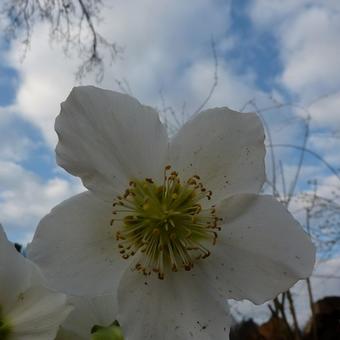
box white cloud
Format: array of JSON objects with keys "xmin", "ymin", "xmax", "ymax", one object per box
[
  {"xmin": 6, "ymin": 27, "xmax": 77, "ymax": 146},
  {"xmin": 279, "ymin": 6, "xmax": 340, "ymax": 99},
  {"xmin": 250, "ymin": 1, "xmax": 340, "ymax": 129},
  {"xmin": 5, "ymin": 0, "xmax": 268, "ymax": 147},
  {"xmin": 154, "ymin": 58, "xmax": 267, "ymax": 121},
  {"xmin": 314, "ymin": 174, "xmax": 340, "ymax": 199},
  {"xmin": 308, "ymin": 132, "xmax": 340, "ymax": 166},
  {"xmin": 0, "ymin": 106, "xmax": 36, "ymax": 162},
  {"xmin": 0, "ymin": 161, "xmax": 83, "ymax": 244},
  {"xmin": 249, "ymin": 0, "xmax": 309, "ymax": 28},
  {"xmin": 308, "ymin": 92, "xmax": 340, "ymax": 129}
]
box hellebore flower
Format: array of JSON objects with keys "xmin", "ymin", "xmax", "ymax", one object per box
[
  {"xmin": 28, "ymin": 86, "xmax": 315, "ymax": 339},
  {"xmin": 0, "ymin": 224, "xmax": 72, "ymax": 340}
]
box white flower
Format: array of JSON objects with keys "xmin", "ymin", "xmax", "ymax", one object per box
[
  {"xmin": 55, "ymin": 295, "xmax": 121, "ymax": 340},
  {"xmin": 28, "ymin": 86, "xmax": 315, "ymax": 340},
  {"xmin": 0, "ymin": 224, "xmax": 72, "ymax": 340}
]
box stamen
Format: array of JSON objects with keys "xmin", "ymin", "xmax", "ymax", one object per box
[{"xmin": 111, "ymin": 166, "xmax": 221, "ymax": 279}]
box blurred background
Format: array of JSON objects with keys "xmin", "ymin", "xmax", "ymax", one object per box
[{"xmin": 0, "ymin": 0, "xmax": 340, "ymax": 338}]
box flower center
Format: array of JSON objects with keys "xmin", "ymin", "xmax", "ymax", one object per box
[
  {"xmin": 111, "ymin": 165, "xmax": 221, "ymax": 279},
  {"xmin": 0, "ymin": 307, "xmax": 11, "ymax": 340}
]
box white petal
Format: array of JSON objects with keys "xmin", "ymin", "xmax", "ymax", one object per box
[
  {"xmin": 169, "ymin": 108, "xmax": 265, "ymax": 203},
  {"xmin": 8, "ymin": 286, "xmax": 72, "ymax": 340},
  {"xmin": 55, "ymin": 86, "xmax": 168, "ymax": 200},
  {"xmin": 61, "ymin": 295, "xmax": 117, "ymax": 339},
  {"xmin": 28, "ymin": 191, "xmax": 127, "ymax": 296},
  {"xmin": 0, "ymin": 225, "xmax": 71, "ymax": 339},
  {"xmin": 0, "ymin": 225, "xmax": 44, "ymax": 312},
  {"xmin": 118, "ymin": 269, "xmax": 231, "ymax": 340},
  {"xmin": 200, "ymin": 194, "xmax": 315, "ymax": 304}
]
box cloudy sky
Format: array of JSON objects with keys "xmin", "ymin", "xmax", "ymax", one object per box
[{"xmin": 1, "ymin": 0, "xmax": 340, "ymax": 245}]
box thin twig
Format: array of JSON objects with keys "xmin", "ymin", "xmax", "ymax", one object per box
[
  {"xmin": 286, "ymin": 290, "xmax": 302, "ymax": 340},
  {"xmin": 192, "ymin": 37, "xmax": 218, "ymax": 116},
  {"xmin": 286, "ymin": 117, "xmax": 310, "ymax": 206},
  {"xmin": 269, "ymin": 144, "xmax": 340, "ymax": 183}
]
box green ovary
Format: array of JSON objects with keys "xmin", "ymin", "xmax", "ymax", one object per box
[
  {"xmin": 112, "ymin": 166, "xmax": 221, "ymax": 279},
  {"xmin": 0, "ymin": 307, "xmax": 12, "ymax": 340},
  {"xmin": 91, "ymin": 321, "xmax": 124, "ymax": 340}
]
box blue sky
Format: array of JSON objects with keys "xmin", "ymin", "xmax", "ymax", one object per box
[{"xmin": 1, "ymin": 0, "xmax": 340, "ymax": 252}]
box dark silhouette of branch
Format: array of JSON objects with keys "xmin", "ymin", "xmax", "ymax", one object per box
[{"xmin": 0, "ymin": 0, "xmax": 122, "ymax": 81}]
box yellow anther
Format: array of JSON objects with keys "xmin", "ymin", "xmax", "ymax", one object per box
[
  {"xmin": 153, "ymin": 228, "xmax": 160, "ymax": 236},
  {"xmin": 187, "ymin": 178, "xmax": 197, "ymax": 185},
  {"xmin": 184, "ymin": 264, "xmax": 192, "ymax": 271}
]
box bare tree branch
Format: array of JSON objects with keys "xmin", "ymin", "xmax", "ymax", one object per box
[{"xmin": 0, "ymin": 0, "xmax": 122, "ymax": 81}]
